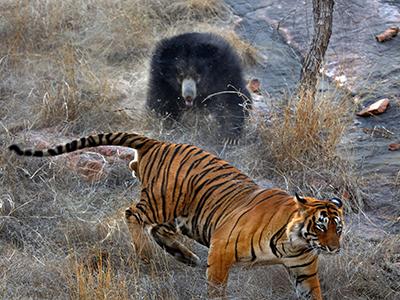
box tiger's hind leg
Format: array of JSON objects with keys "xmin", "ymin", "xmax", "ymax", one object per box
[
  {"xmin": 150, "ymin": 224, "xmax": 200, "ymax": 267},
  {"xmin": 125, "ymin": 201, "xmax": 199, "ymax": 266},
  {"xmin": 125, "ymin": 204, "xmax": 154, "ymax": 263}
]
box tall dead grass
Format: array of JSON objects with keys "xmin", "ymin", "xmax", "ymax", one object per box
[
  {"xmin": 256, "ymin": 88, "xmax": 364, "ymax": 209},
  {"xmin": 221, "ymin": 30, "xmax": 262, "ymax": 67},
  {"xmin": 1, "ymin": 0, "xmax": 398, "ymax": 299},
  {"xmin": 168, "ymin": 0, "xmax": 230, "ymax": 22},
  {"xmin": 260, "ymin": 89, "xmax": 349, "ymax": 170},
  {"xmin": 73, "ymin": 251, "xmax": 129, "ymax": 300},
  {"xmin": 0, "ymin": 0, "xmax": 234, "ymax": 134}
]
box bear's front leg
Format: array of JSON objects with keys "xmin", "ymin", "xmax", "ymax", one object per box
[{"xmin": 213, "ymin": 96, "xmax": 247, "ymax": 145}]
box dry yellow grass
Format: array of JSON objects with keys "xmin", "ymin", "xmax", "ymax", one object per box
[
  {"xmin": 260, "ymin": 90, "xmax": 349, "ymax": 171},
  {"xmin": 73, "ymin": 251, "xmax": 129, "ymax": 300},
  {"xmin": 221, "ymin": 30, "xmax": 262, "ymax": 67},
  {"xmin": 167, "ymin": 0, "xmax": 230, "ymax": 22},
  {"xmin": 255, "ymin": 88, "xmax": 365, "ymax": 210},
  {"xmin": 1, "ymin": 0, "xmax": 398, "ymax": 299}
]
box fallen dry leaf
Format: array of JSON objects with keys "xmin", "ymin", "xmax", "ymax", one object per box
[
  {"xmin": 356, "ymin": 98, "xmax": 390, "ymax": 117},
  {"xmin": 388, "ymin": 143, "xmax": 400, "ymax": 151},
  {"xmin": 376, "ymin": 26, "xmax": 399, "ymax": 42},
  {"xmin": 247, "ymin": 78, "xmax": 262, "ymax": 95}
]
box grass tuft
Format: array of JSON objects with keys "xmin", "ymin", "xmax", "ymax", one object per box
[
  {"xmin": 72, "ymin": 250, "xmax": 129, "ymax": 300},
  {"xmin": 257, "ymin": 88, "xmax": 364, "ymax": 210},
  {"xmin": 221, "ymin": 30, "xmax": 262, "ymax": 67}
]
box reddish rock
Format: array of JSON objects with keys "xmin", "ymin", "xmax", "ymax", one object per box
[
  {"xmin": 97, "ymin": 147, "xmax": 116, "ymax": 156},
  {"xmin": 91, "ymin": 146, "xmax": 135, "ymax": 161},
  {"xmin": 388, "ymin": 143, "xmax": 400, "ymax": 151},
  {"xmin": 375, "ymin": 26, "xmax": 399, "ymax": 42},
  {"xmin": 34, "ymin": 140, "xmax": 52, "ymax": 149},
  {"xmin": 77, "ymin": 159, "xmax": 106, "ymax": 183},
  {"xmin": 247, "ymin": 78, "xmax": 262, "ymax": 95},
  {"xmin": 119, "ymin": 153, "xmax": 134, "ymax": 161},
  {"xmin": 356, "ymin": 98, "xmax": 390, "ymax": 117},
  {"xmin": 64, "ymin": 153, "xmax": 107, "ymax": 183}
]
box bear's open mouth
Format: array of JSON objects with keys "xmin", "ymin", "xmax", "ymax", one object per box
[
  {"xmin": 184, "ymin": 96, "xmax": 193, "ymax": 107},
  {"xmin": 182, "ymin": 78, "xmax": 196, "ymax": 108}
]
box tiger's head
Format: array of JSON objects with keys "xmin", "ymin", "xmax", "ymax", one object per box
[{"xmin": 288, "ymin": 193, "xmax": 344, "ymax": 254}]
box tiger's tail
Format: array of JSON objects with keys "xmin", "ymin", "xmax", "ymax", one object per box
[{"xmin": 9, "ymin": 132, "xmax": 159, "ymax": 157}]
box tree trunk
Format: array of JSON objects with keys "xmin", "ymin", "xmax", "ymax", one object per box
[{"xmin": 299, "ymin": 0, "xmax": 335, "ymax": 100}]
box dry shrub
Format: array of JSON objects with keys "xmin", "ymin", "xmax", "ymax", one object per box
[
  {"xmin": 73, "ymin": 251, "xmax": 129, "ymax": 300},
  {"xmin": 221, "ymin": 30, "xmax": 262, "ymax": 67},
  {"xmin": 1, "ymin": 0, "xmax": 155, "ymax": 61},
  {"xmin": 257, "ymin": 89, "xmax": 363, "ymax": 209},
  {"xmin": 167, "ymin": 0, "xmax": 230, "ymax": 21},
  {"xmin": 263, "ymin": 91, "xmax": 347, "ymax": 170},
  {"xmin": 36, "ymin": 45, "xmax": 130, "ymax": 132},
  {"xmin": 80, "ymin": 0, "xmax": 157, "ymax": 64},
  {"xmin": 1, "ymin": 0, "xmax": 153, "ymax": 133},
  {"xmin": 68, "ymin": 242, "xmax": 189, "ymax": 300}
]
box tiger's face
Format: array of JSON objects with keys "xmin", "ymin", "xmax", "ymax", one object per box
[{"xmin": 292, "ymin": 194, "xmax": 344, "ymax": 254}]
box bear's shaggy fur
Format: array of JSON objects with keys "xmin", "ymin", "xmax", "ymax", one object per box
[{"xmin": 146, "ymin": 32, "xmax": 251, "ymax": 142}]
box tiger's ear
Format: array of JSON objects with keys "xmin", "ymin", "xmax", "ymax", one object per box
[
  {"xmin": 330, "ymin": 197, "xmax": 343, "ymax": 209},
  {"xmin": 294, "ymin": 193, "xmax": 308, "ymax": 211}
]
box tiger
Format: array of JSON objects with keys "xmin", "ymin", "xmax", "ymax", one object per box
[{"xmin": 9, "ymin": 132, "xmax": 344, "ymax": 299}]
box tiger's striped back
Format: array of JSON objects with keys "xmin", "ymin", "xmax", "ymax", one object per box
[{"xmin": 132, "ymin": 140, "xmax": 260, "ymax": 246}]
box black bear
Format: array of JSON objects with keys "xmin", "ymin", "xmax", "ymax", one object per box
[{"xmin": 146, "ymin": 32, "xmax": 251, "ymax": 143}]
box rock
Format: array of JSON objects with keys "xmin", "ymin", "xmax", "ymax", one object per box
[
  {"xmin": 96, "ymin": 147, "xmax": 116, "ymax": 156},
  {"xmin": 65, "ymin": 153, "xmax": 107, "ymax": 183},
  {"xmin": 91, "ymin": 146, "xmax": 135, "ymax": 162},
  {"xmin": 77, "ymin": 159, "xmax": 106, "ymax": 183},
  {"xmin": 24, "ymin": 134, "xmax": 52, "ymax": 149},
  {"xmin": 356, "ymin": 98, "xmax": 390, "ymax": 117},
  {"xmin": 388, "ymin": 143, "xmax": 400, "ymax": 151},
  {"xmin": 375, "ymin": 26, "xmax": 399, "ymax": 42}
]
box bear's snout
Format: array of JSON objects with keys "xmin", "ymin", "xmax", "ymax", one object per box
[{"xmin": 182, "ymin": 78, "xmax": 197, "ymax": 107}]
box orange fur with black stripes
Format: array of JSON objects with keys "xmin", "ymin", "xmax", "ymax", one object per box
[{"xmin": 9, "ymin": 132, "xmax": 344, "ymax": 299}]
